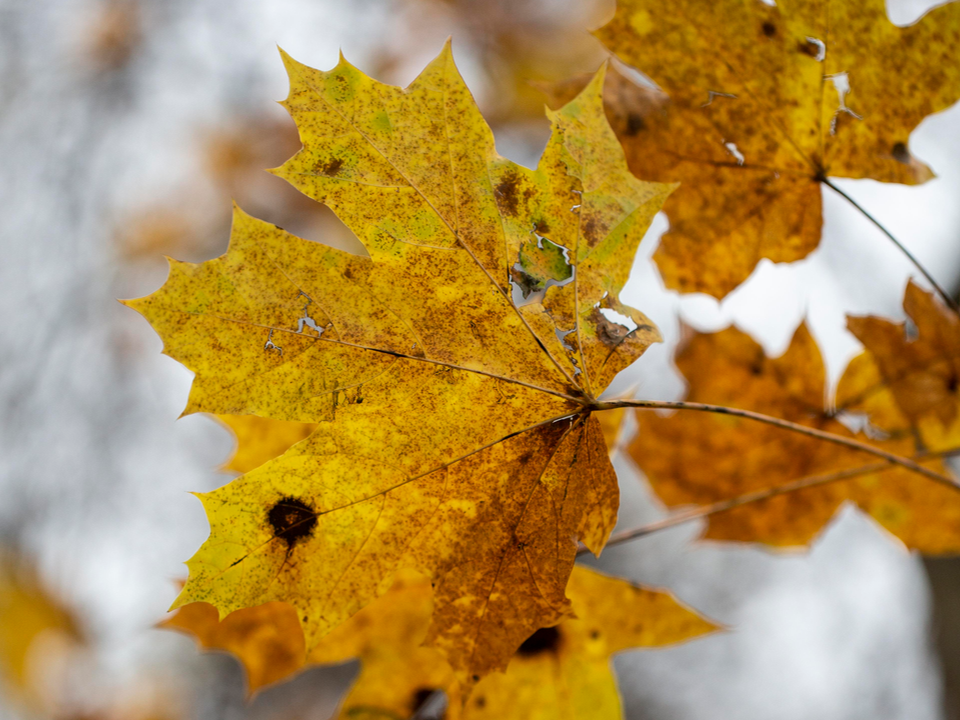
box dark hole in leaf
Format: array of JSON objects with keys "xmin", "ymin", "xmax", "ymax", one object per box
[
  {"xmin": 268, "ymin": 497, "xmax": 317, "ymax": 546},
  {"xmin": 517, "ymin": 625, "xmax": 561, "ymax": 656},
  {"xmin": 762, "ymin": 21, "xmax": 776, "ymax": 37}
]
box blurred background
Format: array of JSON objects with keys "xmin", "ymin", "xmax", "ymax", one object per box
[{"xmin": 0, "ymin": 0, "xmax": 958, "ymax": 717}]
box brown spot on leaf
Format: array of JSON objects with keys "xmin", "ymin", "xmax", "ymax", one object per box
[
  {"xmin": 268, "ymin": 497, "xmax": 317, "ymax": 547},
  {"xmin": 891, "ymin": 142, "xmax": 911, "ymax": 164},
  {"xmin": 517, "ymin": 626, "xmax": 561, "ymax": 656},
  {"xmin": 589, "ymin": 308, "xmax": 629, "ymax": 348},
  {"xmin": 494, "ymin": 172, "xmax": 521, "ymax": 216},
  {"xmin": 319, "ymin": 157, "xmax": 344, "ymax": 177},
  {"xmin": 625, "ymin": 112, "xmax": 646, "ymax": 136},
  {"xmin": 799, "ymin": 39, "xmax": 820, "ymax": 57},
  {"xmin": 582, "ymin": 216, "xmax": 601, "ymax": 246},
  {"xmin": 762, "ymin": 21, "xmax": 777, "ymax": 37}
]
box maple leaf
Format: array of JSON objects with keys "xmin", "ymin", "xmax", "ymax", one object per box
[
  {"xmin": 163, "ymin": 565, "xmax": 716, "ymax": 717},
  {"xmin": 161, "ymin": 598, "xmax": 304, "ymax": 695},
  {"xmin": 124, "ymin": 44, "xmax": 674, "ymax": 679},
  {"xmin": 584, "ymin": 0, "xmax": 960, "ymax": 298},
  {"xmin": 629, "ymin": 322, "xmax": 960, "ymax": 550},
  {"xmin": 215, "ymin": 414, "xmax": 317, "ymax": 474},
  {"xmin": 838, "ymin": 281, "xmax": 960, "ymax": 452}
]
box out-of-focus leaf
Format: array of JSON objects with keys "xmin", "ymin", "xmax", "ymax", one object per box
[
  {"xmin": 164, "ymin": 565, "xmax": 716, "ymax": 717},
  {"xmin": 839, "ymin": 281, "xmax": 960, "ymax": 451},
  {"xmin": 630, "ymin": 323, "xmax": 960, "ymax": 550},
  {"xmin": 579, "ymin": 0, "xmax": 960, "ymax": 298}
]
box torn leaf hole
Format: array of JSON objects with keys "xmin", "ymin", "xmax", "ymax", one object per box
[
  {"xmin": 723, "ymin": 141, "xmax": 745, "ymax": 165},
  {"xmin": 268, "ymin": 497, "xmax": 317, "ymax": 547},
  {"xmin": 509, "ymin": 232, "xmax": 575, "ymax": 306},
  {"xmin": 826, "ymin": 72, "xmax": 862, "ymax": 135},
  {"xmin": 263, "ymin": 329, "xmax": 283, "ymax": 356},
  {"xmin": 800, "ymin": 37, "xmax": 825, "ymax": 61},
  {"xmin": 555, "ymin": 327, "xmax": 576, "ymax": 352},
  {"xmin": 517, "ymin": 626, "xmax": 561, "ymax": 656}
]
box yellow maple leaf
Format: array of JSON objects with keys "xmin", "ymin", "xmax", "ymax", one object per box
[
  {"xmin": 629, "ymin": 323, "xmax": 960, "ymax": 550},
  {"xmin": 163, "ymin": 565, "xmax": 716, "ymax": 716},
  {"xmin": 589, "ymin": 0, "xmax": 960, "ymax": 298},
  {"xmin": 839, "ymin": 281, "xmax": 960, "ymax": 452},
  {"xmin": 215, "ymin": 414, "xmax": 317, "ymax": 474},
  {"xmin": 124, "ymin": 44, "xmax": 674, "ymax": 679}
]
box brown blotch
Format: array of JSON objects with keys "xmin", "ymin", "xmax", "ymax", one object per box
[
  {"xmin": 517, "ymin": 626, "xmax": 561, "ymax": 656},
  {"xmin": 582, "ymin": 216, "xmax": 601, "ymax": 246},
  {"xmin": 891, "ymin": 142, "xmax": 911, "ymax": 164},
  {"xmin": 947, "ymin": 373, "xmax": 958, "ymax": 393},
  {"xmin": 762, "ymin": 21, "xmax": 777, "ymax": 37},
  {"xmin": 319, "ymin": 157, "xmax": 344, "ymax": 177},
  {"xmin": 625, "ymin": 112, "xmax": 646, "ymax": 136},
  {"xmin": 494, "ymin": 172, "xmax": 521, "ymax": 216},
  {"xmin": 590, "ymin": 308, "xmax": 629, "ymax": 348},
  {"xmin": 268, "ymin": 497, "xmax": 317, "ymax": 547},
  {"xmin": 474, "ymin": 696, "xmax": 487, "ymax": 709}
]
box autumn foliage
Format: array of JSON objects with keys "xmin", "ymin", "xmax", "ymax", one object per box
[{"xmin": 108, "ymin": 0, "xmax": 960, "ymax": 715}]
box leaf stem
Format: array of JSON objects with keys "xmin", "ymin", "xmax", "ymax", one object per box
[
  {"xmin": 594, "ymin": 399, "xmax": 959, "ymax": 489},
  {"xmin": 581, "ymin": 446, "xmax": 960, "ymax": 554},
  {"xmin": 821, "ymin": 178, "xmax": 960, "ymax": 314}
]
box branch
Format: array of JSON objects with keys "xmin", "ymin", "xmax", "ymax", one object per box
[
  {"xmin": 821, "ymin": 178, "xmax": 960, "ymax": 314},
  {"xmin": 594, "ymin": 399, "xmax": 959, "ymax": 489},
  {"xmin": 581, "ymin": 446, "xmax": 960, "ymax": 554}
]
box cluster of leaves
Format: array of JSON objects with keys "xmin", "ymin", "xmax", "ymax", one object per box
[{"xmin": 126, "ymin": 0, "xmax": 960, "ymax": 715}]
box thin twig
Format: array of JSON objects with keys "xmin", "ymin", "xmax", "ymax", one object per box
[
  {"xmin": 582, "ymin": 446, "xmax": 960, "ymax": 554},
  {"xmin": 594, "ymin": 399, "xmax": 959, "ymax": 489},
  {"xmin": 821, "ymin": 178, "xmax": 960, "ymax": 313}
]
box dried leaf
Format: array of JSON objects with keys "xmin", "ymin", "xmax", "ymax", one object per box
[
  {"xmin": 125, "ymin": 45, "xmax": 673, "ymax": 679},
  {"xmin": 161, "ymin": 601, "xmax": 304, "ymax": 695},
  {"xmin": 163, "ymin": 566, "xmax": 716, "ymax": 717},
  {"xmin": 587, "ymin": 0, "xmax": 960, "ymax": 298},
  {"xmin": 839, "ymin": 281, "xmax": 960, "ymax": 452},
  {"xmin": 630, "ymin": 323, "xmax": 960, "ymax": 550}
]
